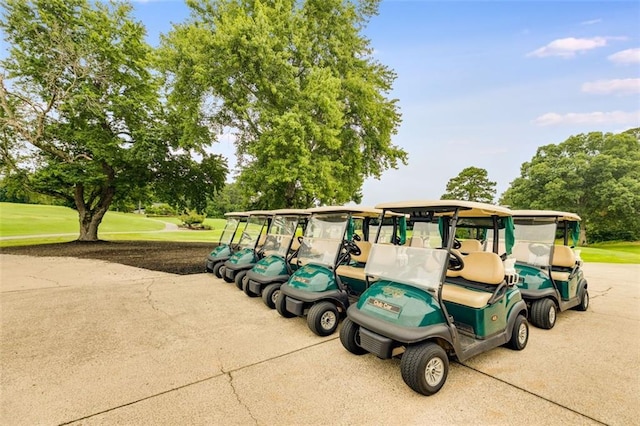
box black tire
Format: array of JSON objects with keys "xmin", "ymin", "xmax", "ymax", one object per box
[
  {"xmin": 530, "ymin": 298, "xmax": 556, "ymax": 329},
  {"xmin": 213, "ymin": 262, "xmax": 223, "ymax": 278},
  {"xmin": 262, "ymin": 283, "xmax": 282, "ymax": 309},
  {"xmin": 307, "ymin": 301, "xmax": 339, "ymax": 336},
  {"xmin": 339, "ymin": 318, "xmax": 367, "ymax": 355},
  {"xmin": 400, "ymin": 342, "xmax": 449, "ymax": 396},
  {"xmin": 275, "ymin": 292, "xmax": 295, "ymax": 318},
  {"xmin": 235, "ymin": 270, "xmax": 247, "ymax": 290},
  {"xmin": 243, "ymin": 278, "xmax": 259, "ymax": 297},
  {"xmin": 576, "ymin": 288, "xmax": 589, "ymax": 311},
  {"xmin": 507, "ymin": 314, "xmax": 529, "ymax": 350},
  {"xmin": 221, "ymin": 266, "xmax": 233, "ymax": 283}
]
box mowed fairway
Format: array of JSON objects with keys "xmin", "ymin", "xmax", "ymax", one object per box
[{"xmin": 0, "ymin": 202, "xmax": 228, "ymax": 245}]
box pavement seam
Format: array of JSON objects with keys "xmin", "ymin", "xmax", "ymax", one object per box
[
  {"xmin": 459, "ymin": 362, "xmax": 608, "ymax": 425},
  {"xmin": 57, "ymin": 337, "xmax": 338, "ymax": 425}
]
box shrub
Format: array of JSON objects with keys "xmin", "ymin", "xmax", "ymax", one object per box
[
  {"xmin": 146, "ymin": 203, "xmax": 176, "ymax": 216},
  {"xmin": 180, "ymin": 210, "xmax": 207, "ymax": 229}
]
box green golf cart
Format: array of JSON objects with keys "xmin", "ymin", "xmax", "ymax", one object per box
[
  {"xmin": 220, "ymin": 210, "xmax": 273, "ymax": 288},
  {"xmin": 276, "ymin": 206, "xmax": 406, "ymax": 337},
  {"xmin": 511, "ymin": 210, "xmax": 588, "ymax": 329},
  {"xmin": 205, "ymin": 211, "xmax": 249, "ymax": 277},
  {"xmin": 242, "ymin": 209, "xmax": 310, "ymax": 305},
  {"xmin": 340, "ymin": 200, "xmax": 529, "ymax": 396}
]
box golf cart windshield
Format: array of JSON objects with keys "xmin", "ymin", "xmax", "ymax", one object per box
[
  {"xmin": 511, "ymin": 220, "xmax": 556, "ymax": 267},
  {"xmin": 261, "ymin": 215, "xmax": 299, "ymax": 257},
  {"xmin": 409, "ymin": 222, "xmax": 442, "ymax": 248},
  {"xmin": 365, "ymin": 244, "xmax": 448, "ymax": 292},
  {"xmin": 239, "ymin": 216, "xmax": 267, "ymax": 249},
  {"xmin": 220, "ymin": 217, "xmax": 241, "ymax": 244},
  {"xmin": 298, "ymin": 214, "xmax": 349, "ymax": 267}
]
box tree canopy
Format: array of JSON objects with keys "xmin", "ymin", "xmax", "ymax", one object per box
[
  {"xmin": 161, "ymin": 0, "xmax": 407, "ymax": 209},
  {"xmin": 500, "ymin": 129, "xmax": 640, "ymax": 243},
  {"xmin": 441, "ymin": 166, "xmax": 496, "ymax": 203},
  {"xmin": 0, "ymin": 0, "xmax": 227, "ymax": 240}
]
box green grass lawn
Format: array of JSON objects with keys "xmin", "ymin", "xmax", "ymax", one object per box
[{"xmin": 578, "ymin": 242, "xmax": 640, "ymax": 264}]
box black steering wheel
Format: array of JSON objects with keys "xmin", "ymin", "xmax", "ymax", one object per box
[
  {"xmin": 297, "ymin": 235, "xmax": 304, "ymax": 244},
  {"xmin": 353, "ymin": 233, "xmax": 362, "ymax": 241},
  {"xmin": 453, "ymin": 238, "xmax": 462, "ymax": 249},
  {"xmin": 344, "ymin": 240, "xmax": 361, "ymax": 256},
  {"xmin": 448, "ymin": 251, "xmax": 464, "ymax": 271}
]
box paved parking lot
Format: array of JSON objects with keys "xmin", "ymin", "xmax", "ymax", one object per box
[{"xmin": 1, "ymin": 254, "xmax": 639, "ymax": 425}]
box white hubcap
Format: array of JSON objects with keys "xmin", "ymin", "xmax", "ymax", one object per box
[
  {"xmin": 518, "ymin": 323, "xmax": 527, "ymax": 345},
  {"xmin": 320, "ymin": 311, "xmax": 337, "ymax": 330},
  {"xmin": 424, "ymin": 357, "xmax": 445, "ymax": 386},
  {"xmin": 548, "ymin": 305, "xmax": 556, "ymax": 325}
]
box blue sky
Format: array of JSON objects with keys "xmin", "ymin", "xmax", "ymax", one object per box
[{"xmin": 12, "ymin": 0, "xmax": 640, "ymax": 205}]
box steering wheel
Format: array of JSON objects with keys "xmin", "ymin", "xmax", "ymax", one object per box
[
  {"xmin": 448, "ymin": 250, "xmax": 464, "ymax": 271},
  {"xmin": 453, "ymin": 238, "xmax": 462, "ymax": 249},
  {"xmin": 529, "ymin": 243, "xmax": 548, "ymax": 257},
  {"xmin": 344, "ymin": 240, "xmax": 361, "ymax": 256},
  {"xmin": 297, "ymin": 235, "xmax": 304, "ymax": 244},
  {"xmin": 353, "ymin": 233, "xmax": 362, "ymax": 242}
]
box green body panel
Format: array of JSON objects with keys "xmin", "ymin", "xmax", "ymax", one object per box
[
  {"xmin": 444, "ymin": 287, "xmax": 522, "ymax": 337},
  {"xmin": 356, "ymin": 281, "xmax": 446, "ymax": 327},
  {"xmin": 252, "ymin": 255, "xmax": 287, "ymax": 277},
  {"xmin": 227, "ymin": 248, "xmax": 257, "ymax": 265},
  {"xmin": 209, "ymin": 244, "xmax": 231, "ymax": 259},
  {"xmin": 339, "ymin": 275, "xmax": 368, "ymax": 295},
  {"xmin": 515, "ymin": 263, "xmax": 583, "ymax": 301},
  {"xmin": 288, "ymin": 264, "xmax": 337, "ymax": 293}
]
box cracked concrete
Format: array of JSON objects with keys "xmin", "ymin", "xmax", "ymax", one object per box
[{"xmin": 1, "ymin": 256, "xmax": 638, "ymax": 425}]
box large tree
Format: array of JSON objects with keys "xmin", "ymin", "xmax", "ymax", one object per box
[
  {"xmin": 441, "ymin": 166, "xmax": 496, "ymax": 203},
  {"xmin": 500, "ymin": 129, "xmax": 640, "ymax": 243},
  {"xmin": 0, "ymin": 0, "xmax": 227, "ymax": 241},
  {"xmin": 161, "ymin": 0, "xmax": 407, "ymax": 208}
]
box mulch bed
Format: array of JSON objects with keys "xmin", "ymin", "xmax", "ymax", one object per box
[{"xmin": 0, "ymin": 240, "xmax": 217, "ymax": 275}]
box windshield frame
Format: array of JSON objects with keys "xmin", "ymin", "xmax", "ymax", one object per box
[
  {"xmin": 238, "ymin": 215, "xmax": 269, "ymax": 249},
  {"xmin": 219, "ymin": 217, "xmax": 242, "ymax": 244},
  {"xmin": 261, "ymin": 214, "xmax": 302, "ymax": 258},
  {"xmin": 297, "ymin": 213, "xmax": 349, "ymax": 268}
]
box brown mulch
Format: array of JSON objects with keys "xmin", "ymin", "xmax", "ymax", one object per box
[{"xmin": 0, "ymin": 240, "xmax": 217, "ymax": 275}]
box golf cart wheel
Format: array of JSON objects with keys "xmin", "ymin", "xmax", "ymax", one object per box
[
  {"xmin": 221, "ymin": 267, "xmax": 233, "ymax": 283},
  {"xmin": 213, "ymin": 263, "xmax": 223, "ymax": 278},
  {"xmin": 307, "ymin": 301, "xmax": 339, "ymax": 336},
  {"xmin": 339, "ymin": 318, "xmax": 367, "ymax": 355},
  {"xmin": 235, "ymin": 271, "xmax": 247, "ymax": 290},
  {"xmin": 400, "ymin": 342, "xmax": 449, "ymax": 396},
  {"xmin": 576, "ymin": 289, "xmax": 589, "ymax": 311},
  {"xmin": 275, "ymin": 292, "xmax": 295, "ymax": 318},
  {"xmin": 507, "ymin": 314, "xmax": 529, "ymax": 350},
  {"xmin": 262, "ymin": 283, "xmax": 281, "ymax": 309},
  {"xmin": 242, "ymin": 279, "xmax": 259, "ymax": 297},
  {"xmin": 531, "ymin": 298, "xmax": 556, "ymax": 329}
]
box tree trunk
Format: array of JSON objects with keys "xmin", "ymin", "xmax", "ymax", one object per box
[
  {"xmin": 74, "ymin": 180, "xmax": 115, "ymax": 242},
  {"xmin": 579, "ymin": 227, "xmax": 588, "ymax": 246}
]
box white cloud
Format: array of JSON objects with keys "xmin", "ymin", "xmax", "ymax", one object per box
[
  {"xmin": 527, "ymin": 36, "xmax": 624, "ymax": 58},
  {"xmin": 533, "ymin": 110, "xmax": 640, "ymax": 126},
  {"xmin": 608, "ymin": 48, "xmax": 640, "ymax": 64},
  {"xmin": 580, "ymin": 19, "xmax": 602, "ymax": 25},
  {"xmin": 581, "ymin": 78, "xmax": 640, "ymax": 95}
]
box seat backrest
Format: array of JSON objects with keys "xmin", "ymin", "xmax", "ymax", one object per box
[
  {"xmin": 459, "ymin": 239, "xmax": 483, "ymax": 253},
  {"xmin": 351, "ymin": 241, "xmax": 372, "ymax": 264},
  {"xmin": 290, "ymin": 237, "xmax": 301, "ymax": 251},
  {"xmin": 551, "ymin": 245, "xmax": 576, "ymax": 268},
  {"xmin": 459, "ymin": 252, "xmax": 505, "ymax": 285},
  {"xmin": 257, "ymin": 233, "xmax": 267, "ymax": 248}
]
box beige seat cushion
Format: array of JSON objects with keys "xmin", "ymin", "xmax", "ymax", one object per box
[
  {"xmin": 459, "ymin": 252, "xmax": 505, "ymax": 285},
  {"xmin": 442, "ymin": 284, "xmax": 492, "ymax": 309},
  {"xmin": 337, "ymin": 265, "xmax": 367, "ymax": 281},
  {"xmin": 550, "ymin": 271, "xmax": 571, "ymax": 281},
  {"xmin": 290, "ymin": 237, "xmax": 301, "ymax": 251},
  {"xmin": 552, "ymin": 245, "xmax": 576, "ymax": 268},
  {"xmin": 459, "ymin": 239, "xmax": 483, "ymax": 253}
]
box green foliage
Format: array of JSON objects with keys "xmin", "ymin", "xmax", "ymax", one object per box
[
  {"xmin": 179, "ymin": 209, "xmax": 207, "ymax": 229},
  {"xmin": 161, "ymin": 0, "xmax": 406, "ymax": 208},
  {"xmin": 500, "ymin": 129, "xmax": 640, "ymax": 243},
  {"xmin": 441, "ymin": 166, "xmax": 496, "ymax": 203},
  {"xmin": 145, "ymin": 203, "xmax": 177, "ymax": 216},
  {"xmin": 0, "ymin": 0, "xmax": 226, "ymax": 240},
  {"xmin": 205, "ymin": 182, "xmax": 248, "ymax": 218}
]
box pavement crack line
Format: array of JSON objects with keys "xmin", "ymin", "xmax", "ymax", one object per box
[
  {"xmin": 226, "ymin": 371, "xmax": 258, "ymax": 425},
  {"xmin": 459, "ymin": 362, "xmax": 608, "ymax": 425},
  {"xmin": 58, "ymin": 336, "xmax": 337, "ymax": 425},
  {"xmin": 590, "ymin": 286, "xmax": 613, "ymax": 299}
]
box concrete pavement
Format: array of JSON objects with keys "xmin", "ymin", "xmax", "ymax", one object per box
[{"xmin": 1, "ymin": 255, "xmax": 638, "ymax": 425}]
